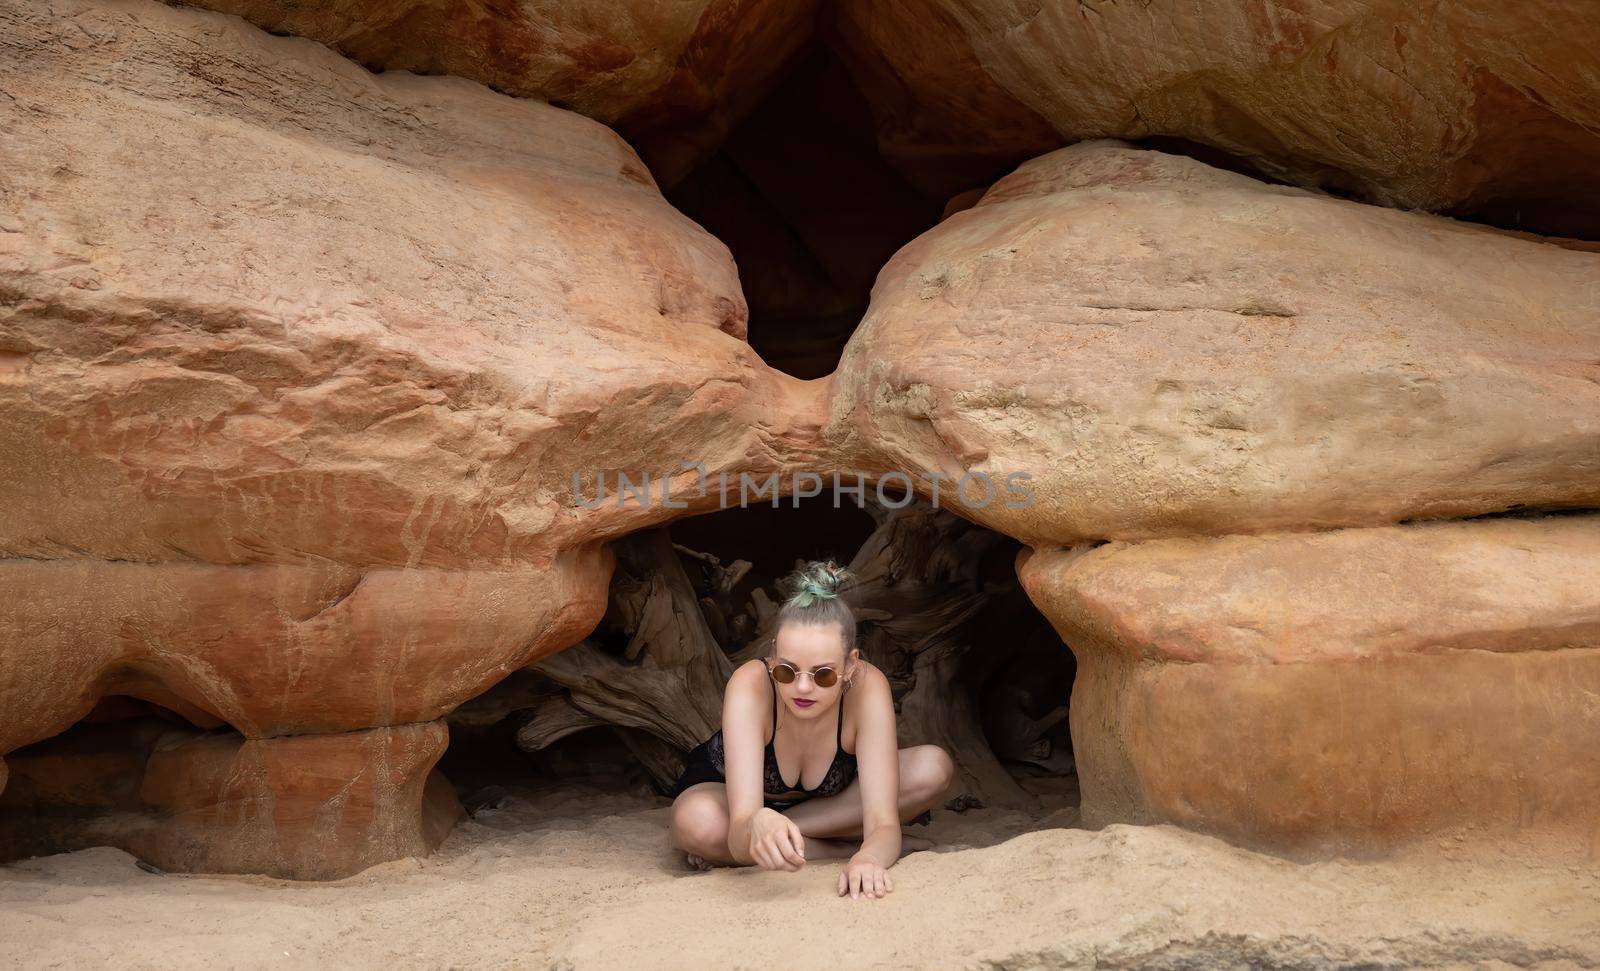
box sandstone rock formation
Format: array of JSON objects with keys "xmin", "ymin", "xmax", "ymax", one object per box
[
  {"xmin": 830, "ymin": 0, "xmax": 1600, "ymax": 236},
  {"xmin": 5, "ymin": 0, "xmax": 1599, "ymax": 880},
  {"xmin": 164, "ymin": 0, "xmax": 821, "ymax": 185},
  {"xmin": 1018, "ymin": 514, "xmax": 1600, "ymax": 854},
  {"xmin": 0, "ymin": 0, "xmax": 824, "ymax": 877},
  {"xmin": 827, "ymin": 139, "xmax": 1600, "ymax": 857},
  {"xmin": 1, "ymin": 717, "xmax": 459, "ymax": 879},
  {"xmin": 826, "ymin": 141, "xmax": 1600, "ymax": 549}
]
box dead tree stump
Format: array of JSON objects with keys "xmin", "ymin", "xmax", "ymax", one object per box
[
  {"xmin": 516, "ymin": 528, "xmax": 730, "ymax": 789},
  {"xmin": 499, "ymin": 500, "xmax": 1067, "ymax": 808}
]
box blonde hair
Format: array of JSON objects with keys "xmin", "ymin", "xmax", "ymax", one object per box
[{"xmin": 774, "ymin": 559, "xmax": 856, "ymax": 656}]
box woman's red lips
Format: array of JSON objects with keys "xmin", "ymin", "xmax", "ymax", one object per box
[{"xmin": 793, "ymin": 698, "xmax": 816, "ymax": 708}]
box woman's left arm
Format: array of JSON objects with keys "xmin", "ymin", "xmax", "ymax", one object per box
[{"xmin": 840, "ymin": 670, "xmax": 900, "ymax": 899}]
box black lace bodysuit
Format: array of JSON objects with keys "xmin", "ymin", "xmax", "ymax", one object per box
[{"xmin": 671, "ymin": 668, "xmax": 857, "ymax": 809}]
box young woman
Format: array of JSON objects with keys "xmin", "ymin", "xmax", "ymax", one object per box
[{"xmin": 668, "ymin": 561, "xmax": 956, "ymax": 899}]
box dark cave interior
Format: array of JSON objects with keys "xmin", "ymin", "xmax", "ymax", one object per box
[
  {"xmin": 664, "ymin": 38, "xmax": 1598, "ymax": 383},
  {"xmin": 439, "ymin": 495, "xmax": 1078, "ymax": 821}
]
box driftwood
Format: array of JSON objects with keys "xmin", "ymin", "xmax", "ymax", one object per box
[
  {"xmin": 516, "ymin": 528, "xmax": 730, "ymax": 789},
  {"xmin": 837, "ymin": 501, "xmax": 1038, "ymax": 807},
  {"xmin": 493, "ymin": 498, "xmax": 1070, "ymax": 807},
  {"xmin": 513, "ymin": 694, "xmax": 608, "ymax": 751}
]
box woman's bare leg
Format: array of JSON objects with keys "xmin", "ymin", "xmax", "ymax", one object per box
[
  {"xmin": 668, "ymin": 746, "xmax": 956, "ymax": 867},
  {"xmin": 669, "ymin": 782, "xmax": 741, "ymax": 869},
  {"xmin": 781, "ymin": 744, "xmax": 956, "ymax": 840},
  {"xmin": 668, "ymin": 783, "xmax": 867, "ymax": 869}
]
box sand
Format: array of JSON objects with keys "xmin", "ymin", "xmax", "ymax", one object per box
[{"xmin": 2, "ymin": 783, "xmax": 1598, "ymax": 970}]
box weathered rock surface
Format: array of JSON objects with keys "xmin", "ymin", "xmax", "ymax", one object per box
[
  {"xmin": 0, "ymin": 555, "xmax": 612, "ymax": 751},
  {"xmin": 165, "ymin": 0, "xmax": 821, "ymax": 185},
  {"xmin": 831, "ymin": 0, "xmax": 1600, "ymax": 236},
  {"xmin": 1, "ymin": 718, "xmax": 459, "ymax": 880},
  {"xmin": 1, "ymin": 0, "xmax": 828, "ymax": 569},
  {"xmin": 0, "ymin": 0, "xmax": 827, "ymax": 875},
  {"xmin": 827, "ymin": 142, "xmax": 1600, "ymax": 547},
  {"xmin": 6, "ymin": 0, "xmax": 1598, "ymax": 882},
  {"xmin": 827, "ymin": 0, "xmax": 1064, "ymax": 199},
  {"xmin": 1018, "ymin": 514, "xmax": 1600, "ymax": 853}
]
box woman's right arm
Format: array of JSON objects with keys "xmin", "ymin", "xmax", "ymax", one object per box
[{"xmin": 722, "ymin": 660, "xmax": 805, "ymax": 870}]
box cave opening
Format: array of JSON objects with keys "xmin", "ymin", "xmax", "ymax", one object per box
[
  {"xmin": 442, "ymin": 493, "xmax": 1080, "ymax": 842},
  {"xmin": 664, "ymin": 44, "xmax": 944, "ymax": 379},
  {"xmin": 659, "ymin": 38, "xmax": 1600, "ymax": 388},
  {"xmin": 0, "ymin": 696, "xmax": 216, "ymax": 865}
]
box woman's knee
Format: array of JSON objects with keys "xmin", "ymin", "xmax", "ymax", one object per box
[
  {"xmin": 907, "ymin": 745, "xmax": 956, "ymax": 798},
  {"xmin": 669, "ymin": 793, "xmax": 728, "ymax": 852}
]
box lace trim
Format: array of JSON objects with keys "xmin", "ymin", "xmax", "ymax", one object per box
[{"xmin": 707, "ymin": 729, "xmax": 857, "ymax": 799}]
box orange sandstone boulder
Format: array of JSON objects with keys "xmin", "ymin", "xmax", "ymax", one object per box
[
  {"xmin": 831, "ymin": 0, "xmax": 1600, "ymax": 235},
  {"xmin": 826, "ymin": 142, "xmax": 1600, "ymax": 547},
  {"xmin": 0, "ymin": 0, "xmax": 827, "ymax": 572},
  {"xmin": 1, "ymin": 719, "xmax": 459, "ymax": 880},
  {"xmin": 164, "ymin": 0, "xmax": 821, "ymax": 185},
  {"xmin": 0, "ymin": 556, "xmax": 612, "ymax": 751},
  {"xmin": 1018, "ymin": 514, "xmax": 1600, "ymax": 854},
  {"xmin": 0, "ymin": 0, "xmax": 827, "ymax": 874}
]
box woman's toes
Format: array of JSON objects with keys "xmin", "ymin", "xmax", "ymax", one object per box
[{"xmin": 684, "ymin": 852, "xmax": 712, "ymax": 871}]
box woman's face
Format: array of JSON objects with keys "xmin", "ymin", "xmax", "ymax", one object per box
[{"xmin": 771, "ymin": 622, "xmax": 855, "ymax": 720}]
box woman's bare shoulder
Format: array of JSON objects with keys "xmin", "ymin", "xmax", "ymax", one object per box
[
  {"xmin": 729, "ymin": 657, "xmax": 768, "ymax": 690},
  {"xmin": 843, "ymin": 660, "xmax": 891, "ymax": 753},
  {"xmin": 724, "ymin": 659, "xmax": 774, "ymax": 744},
  {"xmin": 846, "ymin": 659, "xmax": 893, "ymax": 710},
  {"xmin": 724, "ymin": 658, "xmax": 772, "ymax": 707},
  {"xmin": 852, "ymin": 658, "xmax": 891, "ymax": 690}
]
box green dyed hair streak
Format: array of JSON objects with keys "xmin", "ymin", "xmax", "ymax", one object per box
[{"xmin": 775, "ymin": 559, "xmax": 857, "ymax": 653}]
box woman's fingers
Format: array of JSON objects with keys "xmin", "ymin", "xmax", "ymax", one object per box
[
  {"xmin": 759, "ymin": 838, "xmax": 785, "ymax": 871},
  {"xmin": 828, "ymin": 862, "xmax": 893, "ymax": 899},
  {"xmin": 767, "ymin": 834, "xmax": 800, "ymax": 871},
  {"xmin": 762, "ymin": 838, "xmax": 786, "ymax": 871},
  {"xmin": 778, "ymin": 829, "xmax": 805, "ymax": 868}
]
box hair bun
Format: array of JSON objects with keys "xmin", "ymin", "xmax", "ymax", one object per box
[{"xmin": 785, "ymin": 559, "xmax": 851, "ymax": 608}]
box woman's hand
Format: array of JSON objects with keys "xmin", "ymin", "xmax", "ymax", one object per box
[
  {"xmin": 838, "ymin": 852, "xmax": 892, "ymax": 899},
  {"xmin": 747, "ymin": 807, "xmax": 806, "ymax": 871}
]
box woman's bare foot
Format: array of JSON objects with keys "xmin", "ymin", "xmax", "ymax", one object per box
[
  {"xmin": 684, "ymin": 852, "xmax": 715, "ymax": 871},
  {"xmin": 899, "ymin": 834, "xmax": 933, "ymax": 856}
]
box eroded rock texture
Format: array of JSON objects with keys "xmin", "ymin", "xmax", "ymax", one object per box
[
  {"xmin": 5, "ymin": 0, "xmax": 1598, "ymax": 876},
  {"xmin": 1018, "ymin": 515, "xmax": 1600, "ymax": 854},
  {"xmin": 1, "ymin": 716, "xmax": 460, "ymax": 880},
  {"xmin": 831, "ymin": 0, "xmax": 1600, "ymax": 236},
  {"xmin": 827, "ymin": 142, "xmax": 1600, "ymax": 549},
  {"xmin": 0, "ymin": 0, "xmax": 825, "ymax": 876},
  {"xmin": 164, "ymin": 0, "xmax": 821, "ymax": 185},
  {"xmin": 830, "ymin": 140, "xmax": 1600, "ymax": 856}
]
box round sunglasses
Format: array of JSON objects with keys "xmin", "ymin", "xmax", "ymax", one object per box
[{"xmin": 767, "ymin": 659, "xmax": 843, "ymax": 688}]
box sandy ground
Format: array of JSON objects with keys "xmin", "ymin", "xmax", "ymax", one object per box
[{"xmin": 3, "ymin": 782, "xmax": 1598, "ymax": 970}]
